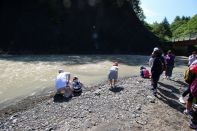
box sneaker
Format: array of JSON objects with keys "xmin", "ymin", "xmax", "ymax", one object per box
[
  {"xmin": 179, "ymin": 97, "xmax": 186, "ymax": 104},
  {"xmin": 179, "ymin": 96, "xmax": 185, "ymax": 104},
  {"xmin": 183, "ymin": 109, "xmax": 192, "ymax": 117},
  {"xmin": 184, "ymin": 109, "xmax": 189, "ymax": 115}
]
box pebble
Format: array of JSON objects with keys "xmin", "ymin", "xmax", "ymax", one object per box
[{"xmin": 0, "ymin": 73, "xmax": 189, "ymax": 131}]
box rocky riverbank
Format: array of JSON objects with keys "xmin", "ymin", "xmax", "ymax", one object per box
[{"xmin": 0, "ymin": 72, "xmax": 193, "ymax": 131}]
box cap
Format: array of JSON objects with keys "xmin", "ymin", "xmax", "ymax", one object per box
[
  {"xmin": 153, "ymin": 47, "xmax": 159, "ymax": 52},
  {"xmin": 58, "ymin": 69, "xmax": 64, "ymax": 73}
]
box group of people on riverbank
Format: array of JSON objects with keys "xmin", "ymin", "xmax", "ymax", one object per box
[
  {"xmin": 54, "ymin": 48, "xmax": 197, "ymax": 129},
  {"xmin": 54, "ymin": 61, "xmax": 119, "ymax": 101},
  {"xmin": 148, "ymin": 47, "xmax": 197, "ymax": 129},
  {"xmin": 145, "ymin": 47, "xmax": 175, "ymax": 96}
]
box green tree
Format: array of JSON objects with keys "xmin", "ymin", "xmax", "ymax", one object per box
[
  {"xmin": 161, "ymin": 17, "xmax": 172, "ymax": 38},
  {"xmin": 144, "ymin": 21, "xmax": 153, "ymax": 31},
  {"xmin": 150, "ymin": 22, "xmax": 164, "ymax": 40},
  {"xmin": 132, "ymin": 0, "xmax": 145, "ymax": 21},
  {"xmin": 170, "ymin": 15, "xmax": 190, "ymax": 38},
  {"xmin": 148, "ymin": 18, "xmax": 172, "ymax": 41},
  {"xmin": 187, "ymin": 14, "xmax": 197, "ymax": 34},
  {"xmin": 174, "ymin": 16, "xmax": 181, "ymax": 22},
  {"xmin": 170, "ymin": 15, "xmax": 195, "ymax": 38}
]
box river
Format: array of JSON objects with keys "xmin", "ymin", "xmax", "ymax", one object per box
[{"xmin": 0, "ymin": 55, "xmax": 187, "ymax": 108}]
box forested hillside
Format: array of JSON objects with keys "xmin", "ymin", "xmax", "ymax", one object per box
[
  {"xmin": 146, "ymin": 15, "xmax": 197, "ymax": 41},
  {"xmin": 0, "ymin": 0, "xmax": 159, "ymax": 54}
]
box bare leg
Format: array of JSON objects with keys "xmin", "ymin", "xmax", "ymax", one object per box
[
  {"xmin": 109, "ymin": 79, "xmax": 113, "ymax": 88},
  {"xmin": 186, "ymin": 101, "xmax": 192, "ymax": 111},
  {"xmin": 113, "ymin": 79, "xmax": 117, "ymax": 87}
]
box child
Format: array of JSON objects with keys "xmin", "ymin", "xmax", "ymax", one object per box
[
  {"xmin": 72, "ymin": 76, "xmax": 82, "ymax": 94},
  {"xmin": 140, "ymin": 66, "xmax": 150, "ymax": 78},
  {"xmin": 108, "ymin": 62, "xmax": 119, "ymax": 88}
]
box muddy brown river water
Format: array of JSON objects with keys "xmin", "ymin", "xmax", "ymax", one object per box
[{"xmin": 0, "ymin": 55, "xmax": 188, "ymax": 108}]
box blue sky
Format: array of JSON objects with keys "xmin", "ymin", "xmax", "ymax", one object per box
[{"xmin": 141, "ymin": 0, "xmax": 197, "ymax": 24}]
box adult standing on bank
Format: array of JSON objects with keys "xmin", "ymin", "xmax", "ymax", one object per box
[
  {"xmin": 188, "ymin": 51, "xmax": 197, "ymax": 66},
  {"xmin": 151, "ymin": 49, "xmax": 166, "ymax": 96},
  {"xmin": 164, "ymin": 50, "xmax": 175, "ymax": 79}
]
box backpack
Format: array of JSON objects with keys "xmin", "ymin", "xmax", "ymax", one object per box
[
  {"xmin": 184, "ymin": 68, "xmax": 195, "ymax": 84},
  {"xmin": 160, "ymin": 57, "xmax": 166, "ymax": 72},
  {"xmin": 154, "ymin": 57, "xmax": 165, "ymax": 74},
  {"xmin": 190, "ymin": 78, "xmax": 197, "ymax": 98}
]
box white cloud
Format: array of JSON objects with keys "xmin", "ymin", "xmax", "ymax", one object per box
[
  {"xmin": 142, "ymin": 6, "xmax": 159, "ymax": 17},
  {"xmin": 141, "ymin": 4, "xmax": 164, "ymax": 23}
]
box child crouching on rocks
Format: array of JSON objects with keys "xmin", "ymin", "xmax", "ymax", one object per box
[
  {"xmin": 72, "ymin": 76, "xmax": 83, "ymax": 96},
  {"xmin": 140, "ymin": 66, "xmax": 150, "ymax": 78},
  {"xmin": 108, "ymin": 62, "xmax": 119, "ymax": 88}
]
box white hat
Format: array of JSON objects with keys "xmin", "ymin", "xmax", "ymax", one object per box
[{"xmin": 153, "ymin": 47, "xmax": 159, "ymax": 52}]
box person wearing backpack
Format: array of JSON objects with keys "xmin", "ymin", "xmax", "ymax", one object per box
[
  {"xmin": 182, "ymin": 64, "xmax": 197, "ymax": 116},
  {"xmin": 182, "ymin": 64, "xmax": 197, "ymax": 129},
  {"xmin": 179, "ymin": 62, "xmax": 197, "ymax": 104},
  {"xmin": 151, "ymin": 49, "xmax": 166, "ymax": 96},
  {"xmin": 188, "ymin": 51, "xmax": 197, "ymax": 66}
]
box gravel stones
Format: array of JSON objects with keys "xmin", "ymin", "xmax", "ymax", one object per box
[{"xmin": 0, "ymin": 73, "xmax": 191, "ymax": 131}]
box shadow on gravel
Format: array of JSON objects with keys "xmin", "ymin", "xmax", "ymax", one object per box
[
  {"xmin": 156, "ymin": 92, "xmax": 185, "ymax": 113},
  {"xmin": 73, "ymin": 92, "xmax": 82, "ymax": 97},
  {"xmin": 157, "ymin": 82, "xmax": 185, "ymax": 113},
  {"xmin": 172, "ymin": 80, "xmax": 188, "ymax": 87},
  {"xmin": 157, "ymin": 87, "xmax": 178, "ymax": 99},
  {"xmin": 53, "ymin": 94, "xmax": 72, "ymax": 103},
  {"xmin": 158, "ymin": 82, "xmax": 180, "ymax": 94},
  {"xmin": 109, "ymin": 86, "xmax": 124, "ymax": 93}
]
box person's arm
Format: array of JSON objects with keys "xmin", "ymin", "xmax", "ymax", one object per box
[
  {"xmin": 151, "ymin": 58, "xmax": 156, "ymax": 72},
  {"xmin": 149, "ymin": 58, "xmax": 152, "ymax": 67},
  {"xmin": 79, "ymin": 82, "xmax": 83, "ymax": 87}
]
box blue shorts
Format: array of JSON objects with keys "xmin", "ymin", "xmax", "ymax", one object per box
[{"xmin": 108, "ymin": 70, "xmax": 118, "ymax": 80}]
